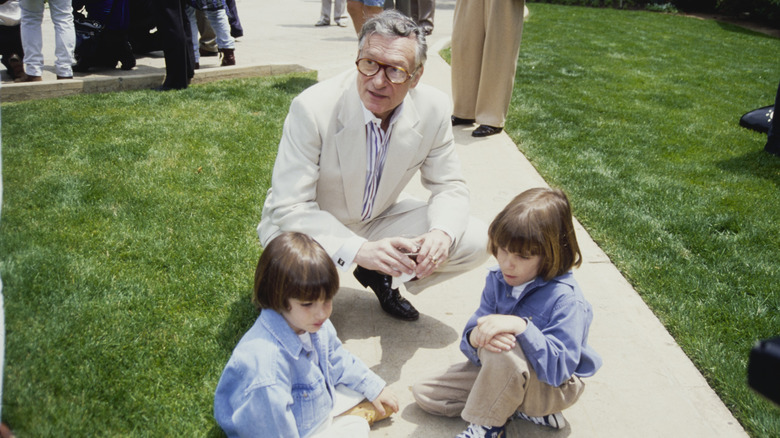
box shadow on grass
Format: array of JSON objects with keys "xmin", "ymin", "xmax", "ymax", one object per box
[
  {"xmin": 217, "ymin": 292, "xmax": 258, "ymax": 354},
  {"xmin": 271, "ymin": 76, "xmax": 318, "ymax": 94},
  {"xmin": 716, "ymin": 148, "xmax": 780, "ymax": 189},
  {"xmin": 715, "ymin": 20, "xmax": 780, "ymax": 40}
]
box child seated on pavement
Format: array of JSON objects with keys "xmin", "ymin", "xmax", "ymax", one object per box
[
  {"xmin": 214, "ymin": 231, "xmax": 398, "ymax": 438},
  {"xmin": 412, "ymin": 187, "xmax": 603, "ymax": 438}
]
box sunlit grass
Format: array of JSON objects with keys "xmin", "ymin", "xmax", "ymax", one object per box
[
  {"xmin": 0, "ymin": 72, "xmax": 317, "ymax": 436},
  {"xmin": 508, "ymin": 4, "xmax": 779, "ymax": 436}
]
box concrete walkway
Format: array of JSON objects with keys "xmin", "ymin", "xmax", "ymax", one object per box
[{"xmin": 1, "ymin": 1, "xmax": 750, "ymax": 436}]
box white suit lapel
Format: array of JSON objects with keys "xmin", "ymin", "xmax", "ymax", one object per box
[
  {"xmin": 373, "ymin": 93, "xmax": 422, "ymax": 208},
  {"xmin": 334, "ymin": 84, "xmax": 368, "ymax": 220}
]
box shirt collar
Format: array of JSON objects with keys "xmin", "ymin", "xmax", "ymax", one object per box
[
  {"xmin": 259, "ymin": 308, "xmax": 305, "ymax": 359},
  {"xmin": 487, "ymin": 265, "xmax": 578, "ymax": 298},
  {"xmin": 360, "ymin": 101, "xmax": 404, "ymax": 131}
]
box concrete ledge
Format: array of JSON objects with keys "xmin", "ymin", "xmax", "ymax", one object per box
[{"xmin": 0, "ymin": 63, "xmax": 312, "ymax": 103}]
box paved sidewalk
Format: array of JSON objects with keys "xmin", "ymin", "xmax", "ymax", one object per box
[{"xmin": 1, "ymin": 1, "xmax": 751, "ymax": 437}]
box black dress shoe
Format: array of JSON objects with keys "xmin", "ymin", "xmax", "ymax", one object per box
[
  {"xmin": 472, "ymin": 124, "xmax": 503, "ymax": 137},
  {"xmin": 354, "ymin": 266, "xmax": 420, "ymax": 321},
  {"xmin": 451, "ymin": 116, "xmax": 476, "ymax": 126}
]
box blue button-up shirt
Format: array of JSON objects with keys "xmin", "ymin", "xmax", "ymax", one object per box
[
  {"xmin": 461, "ymin": 266, "xmax": 603, "ymax": 388},
  {"xmin": 214, "ymin": 309, "xmax": 385, "ymax": 438}
]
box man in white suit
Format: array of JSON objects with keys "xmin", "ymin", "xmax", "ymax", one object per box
[{"xmin": 258, "ymin": 10, "xmax": 487, "ymax": 321}]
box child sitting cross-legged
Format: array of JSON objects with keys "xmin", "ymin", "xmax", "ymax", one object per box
[
  {"xmin": 214, "ymin": 231, "xmax": 399, "ymax": 438},
  {"xmin": 412, "ymin": 187, "xmax": 603, "ymax": 437}
]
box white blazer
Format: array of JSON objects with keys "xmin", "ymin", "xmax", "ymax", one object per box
[{"xmin": 258, "ymin": 70, "xmax": 470, "ymax": 261}]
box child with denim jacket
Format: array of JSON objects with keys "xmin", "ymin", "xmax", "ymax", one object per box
[
  {"xmin": 413, "ymin": 188, "xmax": 602, "ymax": 437},
  {"xmin": 214, "ymin": 232, "xmax": 398, "ymax": 437}
]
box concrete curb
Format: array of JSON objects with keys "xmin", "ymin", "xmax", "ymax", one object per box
[{"xmin": 1, "ymin": 63, "xmax": 311, "ymax": 102}]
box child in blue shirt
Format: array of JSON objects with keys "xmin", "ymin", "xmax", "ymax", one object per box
[
  {"xmin": 214, "ymin": 232, "xmax": 398, "ymax": 438},
  {"xmin": 413, "ymin": 188, "xmax": 602, "ymax": 437}
]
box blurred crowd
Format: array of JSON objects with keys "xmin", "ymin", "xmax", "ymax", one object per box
[{"xmin": 0, "ymin": 0, "xmax": 242, "ymax": 83}]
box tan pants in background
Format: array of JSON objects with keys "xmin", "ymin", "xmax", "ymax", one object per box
[
  {"xmin": 412, "ymin": 345, "xmax": 585, "ymax": 427},
  {"xmin": 451, "ymin": 0, "xmax": 525, "ymax": 128}
]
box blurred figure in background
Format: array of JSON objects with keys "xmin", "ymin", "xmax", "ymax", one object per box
[
  {"xmin": 17, "ymin": 0, "xmax": 75, "ymax": 81},
  {"xmin": 185, "ymin": 0, "xmax": 235, "ymax": 68},
  {"xmin": 153, "ymin": 0, "xmax": 194, "ymax": 90},
  {"xmin": 346, "ymin": 0, "xmax": 382, "ymax": 34},
  {"xmin": 384, "ymin": 0, "xmax": 433, "ymax": 35},
  {"xmin": 72, "ymin": 0, "xmax": 135, "ymax": 72},
  {"xmin": 450, "ymin": 0, "xmax": 527, "ymax": 137},
  {"xmin": 316, "ymin": 0, "xmax": 347, "ymax": 27},
  {"xmin": 0, "ymin": 0, "xmax": 25, "ymax": 81}
]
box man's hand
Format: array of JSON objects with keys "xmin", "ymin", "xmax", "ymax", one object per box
[
  {"xmin": 469, "ymin": 314, "xmax": 528, "ymax": 353},
  {"xmin": 413, "ymin": 229, "xmax": 452, "ymax": 279},
  {"xmin": 354, "ymin": 237, "xmax": 420, "ymax": 277}
]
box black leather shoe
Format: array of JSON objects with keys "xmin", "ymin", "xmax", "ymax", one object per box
[
  {"xmin": 451, "ymin": 116, "xmax": 476, "ymax": 126},
  {"xmin": 354, "ymin": 266, "xmax": 419, "ymax": 321},
  {"xmin": 472, "ymin": 124, "xmax": 503, "ymax": 137}
]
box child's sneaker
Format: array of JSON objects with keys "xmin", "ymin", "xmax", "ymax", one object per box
[
  {"xmin": 455, "ymin": 423, "xmax": 506, "ymax": 438},
  {"xmin": 514, "ymin": 411, "xmax": 566, "ymax": 429}
]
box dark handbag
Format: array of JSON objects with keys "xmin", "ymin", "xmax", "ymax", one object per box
[{"xmin": 73, "ymin": 12, "xmax": 104, "ymax": 61}]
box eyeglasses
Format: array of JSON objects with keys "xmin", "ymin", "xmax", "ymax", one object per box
[{"xmin": 355, "ymin": 58, "xmax": 416, "ymax": 85}]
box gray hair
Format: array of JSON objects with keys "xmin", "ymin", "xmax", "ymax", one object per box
[{"xmin": 358, "ymin": 9, "xmax": 428, "ymax": 70}]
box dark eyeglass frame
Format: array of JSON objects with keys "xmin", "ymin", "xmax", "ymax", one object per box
[{"xmin": 355, "ymin": 57, "xmax": 417, "ymax": 85}]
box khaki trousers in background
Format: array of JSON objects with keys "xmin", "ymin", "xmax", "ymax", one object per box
[
  {"xmin": 451, "ymin": 0, "xmax": 525, "ymax": 128},
  {"xmin": 412, "ymin": 345, "xmax": 584, "ymax": 427}
]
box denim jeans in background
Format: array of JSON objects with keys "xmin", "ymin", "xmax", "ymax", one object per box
[
  {"xmin": 20, "ymin": 0, "xmax": 75, "ymax": 77},
  {"xmin": 185, "ymin": 5, "xmax": 233, "ymax": 63}
]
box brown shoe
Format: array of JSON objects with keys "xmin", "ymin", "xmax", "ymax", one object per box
[
  {"xmin": 8, "ymin": 54, "xmax": 25, "ymax": 80},
  {"xmin": 15, "ymin": 74, "xmax": 42, "ymax": 83},
  {"xmin": 219, "ymin": 48, "xmax": 235, "ymax": 66},
  {"xmin": 57, "ymin": 75, "xmax": 73, "ymax": 80}
]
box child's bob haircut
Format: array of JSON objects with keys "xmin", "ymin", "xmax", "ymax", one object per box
[
  {"xmin": 488, "ymin": 187, "xmax": 582, "ymax": 281},
  {"xmin": 253, "ymin": 232, "xmax": 340, "ymax": 312}
]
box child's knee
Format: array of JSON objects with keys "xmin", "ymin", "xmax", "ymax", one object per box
[{"xmin": 478, "ymin": 346, "xmax": 532, "ymax": 375}]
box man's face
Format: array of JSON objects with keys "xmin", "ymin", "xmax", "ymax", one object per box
[{"xmin": 357, "ymin": 34, "xmax": 423, "ymax": 122}]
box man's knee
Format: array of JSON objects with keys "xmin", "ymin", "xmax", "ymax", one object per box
[{"xmin": 451, "ymin": 217, "xmax": 489, "ymax": 268}]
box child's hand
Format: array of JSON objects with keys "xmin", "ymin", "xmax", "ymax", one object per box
[
  {"xmin": 372, "ymin": 387, "xmax": 399, "ymax": 416},
  {"xmin": 470, "ymin": 314, "xmax": 528, "ymax": 352}
]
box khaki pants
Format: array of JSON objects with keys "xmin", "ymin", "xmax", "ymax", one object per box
[
  {"xmin": 451, "ymin": 0, "xmax": 525, "ymax": 128},
  {"xmin": 413, "ymin": 346, "xmax": 584, "ymax": 427}
]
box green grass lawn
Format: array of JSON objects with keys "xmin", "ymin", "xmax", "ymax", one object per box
[
  {"xmin": 506, "ymin": 3, "xmax": 780, "ymax": 436},
  {"xmin": 0, "ymin": 73, "xmax": 317, "ymax": 436}
]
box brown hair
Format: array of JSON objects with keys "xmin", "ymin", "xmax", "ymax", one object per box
[
  {"xmin": 253, "ymin": 232, "xmax": 339, "ymax": 311},
  {"xmin": 488, "ymin": 188, "xmax": 582, "ymax": 281}
]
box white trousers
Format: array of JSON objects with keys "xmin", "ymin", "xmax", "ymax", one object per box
[
  {"xmin": 320, "ymin": 0, "xmax": 347, "ymax": 22},
  {"xmin": 309, "ymin": 385, "xmax": 370, "ymax": 438},
  {"xmin": 20, "ymin": 0, "xmax": 75, "ymax": 77}
]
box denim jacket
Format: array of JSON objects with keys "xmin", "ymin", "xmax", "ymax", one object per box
[
  {"xmin": 461, "ymin": 266, "xmax": 603, "ymax": 387},
  {"xmin": 214, "ymin": 309, "xmax": 385, "ymax": 438}
]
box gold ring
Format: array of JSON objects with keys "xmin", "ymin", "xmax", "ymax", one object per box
[{"xmin": 432, "ymin": 256, "xmax": 439, "ymax": 263}]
